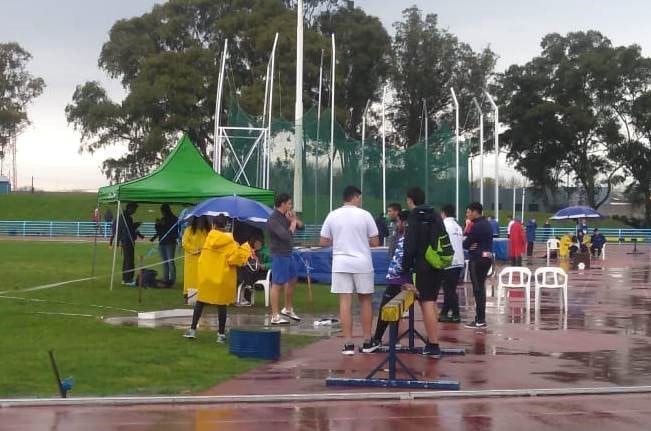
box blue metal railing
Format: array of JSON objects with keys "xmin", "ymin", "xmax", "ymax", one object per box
[{"xmin": 0, "ymin": 221, "xmax": 650, "ymax": 244}]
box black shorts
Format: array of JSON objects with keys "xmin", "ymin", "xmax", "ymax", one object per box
[{"xmin": 414, "ymin": 269, "xmax": 442, "ymax": 302}]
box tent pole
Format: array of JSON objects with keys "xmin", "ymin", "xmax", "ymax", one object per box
[
  {"xmin": 90, "ymin": 194, "xmax": 100, "ymax": 281},
  {"xmin": 110, "ymin": 201, "xmax": 121, "ymax": 291}
]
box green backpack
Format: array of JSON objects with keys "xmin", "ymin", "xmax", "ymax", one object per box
[{"xmin": 424, "ymin": 227, "xmax": 454, "ymax": 270}]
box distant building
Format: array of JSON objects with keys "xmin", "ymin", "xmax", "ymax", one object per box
[{"xmin": 0, "ymin": 175, "xmax": 10, "ymax": 194}]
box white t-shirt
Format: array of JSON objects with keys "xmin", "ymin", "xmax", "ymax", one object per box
[
  {"xmin": 320, "ymin": 205, "xmax": 379, "ymax": 273},
  {"xmin": 443, "ymin": 217, "xmax": 465, "ymax": 268}
]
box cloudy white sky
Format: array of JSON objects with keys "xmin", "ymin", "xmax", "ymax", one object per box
[{"xmin": 1, "ymin": 0, "xmax": 650, "ymax": 191}]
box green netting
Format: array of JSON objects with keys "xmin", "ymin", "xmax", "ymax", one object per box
[{"xmin": 222, "ymin": 99, "xmax": 470, "ymax": 224}]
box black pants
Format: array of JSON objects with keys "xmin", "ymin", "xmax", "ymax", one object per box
[
  {"xmin": 527, "ymin": 241, "xmax": 534, "ymax": 256},
  {"xmin": 441, "ymin": 267, "xmax": 461, "ymax": 317},
  {"xmin": 373, "ymin": 285, "xmax": 401, "ymax": 342},
  {"xmin": 511, "ymin": 256, "xmax": 522, "ymax": 266},
  {"xmin": 469, "ymin": 258, "xmax": 491, "ymax": 323},
  {"xmin": 190, "ymin": 301, "xmax": 228, "ymax": 335},
  {"xmin": 122, "ymin": 242, "xmax": 135, "ymax": 283}
]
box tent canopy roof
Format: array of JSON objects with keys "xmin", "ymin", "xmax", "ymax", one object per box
[{"xmin": 97, "ymin": 135, "xmax": 274, "ymax": 206}]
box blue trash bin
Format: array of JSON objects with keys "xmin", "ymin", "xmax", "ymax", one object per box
[{"xmin": 229, "ymin": 328, "xmax": 281, "ymax": 360}]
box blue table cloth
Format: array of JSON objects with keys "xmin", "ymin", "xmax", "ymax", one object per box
[
  {"xmin": 493, "ymin": 238, "xmax": 509, "ymax": 261},
  {"xmin": 292, "ymin": 247, "xmax": 390, "ymax": 285}
]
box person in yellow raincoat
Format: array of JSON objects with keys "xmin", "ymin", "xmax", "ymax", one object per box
[
  {"xmin": 183, "ymin": 215, "xmax": 251, "ymax": 343},
  {"xmin": 181, "ymin": 216, "xmax": 209, "ymax": 304},
  {"xmin": 559, "ymin": 233, "xmax": 572, "ymax": 258}
]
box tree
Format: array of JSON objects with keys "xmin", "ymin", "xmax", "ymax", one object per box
[
  {"xmin": 0, "ymin": 42, "xmax": 45, "ymax": 157},
  {"xmin": 391, "ymin": 6, "xmax": 496, "ymax": 147},
  {"xmin": 66, "ymin": 0, "xmax": 327, "ymax": 182},
  {"xmin": 498, "ymin": 31, "xmax": 627, "ymax": 209}
]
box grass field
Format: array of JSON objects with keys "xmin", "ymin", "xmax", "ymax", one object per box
[{"xmin": 0, "ymin": 240, "xmax": 337, "ymax": 397}]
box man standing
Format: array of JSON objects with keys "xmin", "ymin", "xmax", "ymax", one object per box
[
  {"xmin": 439, "ymin": 204, "xmax": 464, "ymax": 323},
  {"xmin": 267, "ymin": 193, "xmax": 304, "ymax": 325},
  {"xmin": 463, "ymin": 202, "xmax": 493, "ymax": 329},
  {"xmin": 488, "ymin": 215, "xmax": 500, "ymax": 238},
  {"xmin": 402, "ymin": 187, "xmax": 445, "ymax": 357},
  {"xmin": 320, "ymin": 186, "xmax": 379, "ymax": 355},
  {"xmin": 526, "ymin": 218, "xmax": 537, "ymax": 257},
  {"xmin": 374, "ymin": 213, "xmax": 389, "ymax": 246},
  {"xmin": 109, "ymin": 202, "xmax": 143, "ymax": 286},
  {"xmin": 386, "ymin": 203, "xmax": 402, "ymax": 257}
]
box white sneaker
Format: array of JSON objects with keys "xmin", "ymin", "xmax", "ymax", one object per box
[
  {"xmin": 183, "ymin": 329, "xmax": 196, "ymax": 339},
  {"xmin": 270, "ymin": 315, "xmax": 290, "ymax": 325},
  {"xmin": 281, "ymin": 308, "xmax": 301, "ymax": 322},
  {"xmin": 216, "ymin": 333, "xmax": 227, "ymax": 343}
]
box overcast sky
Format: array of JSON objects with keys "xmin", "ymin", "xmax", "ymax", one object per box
[{"xmin": 1, "ymin": 0, "xmax": 650, "ymax": 191}]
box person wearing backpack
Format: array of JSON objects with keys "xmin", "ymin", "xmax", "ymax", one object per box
[
  {"xmin": 463, "ymin": 202, "xmax": 493, "ymax": 329},
  {"xmin": 401, "ymin": 187, "xmax": 448, "ymax": 358}
]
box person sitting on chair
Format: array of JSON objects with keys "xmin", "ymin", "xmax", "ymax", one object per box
[
  {"xmin": 590, "ymin": 228, "xmax": 606, "ymax": 257},
  {"xmin": 237, "ymin": 235, "xmax": 269, "ymax": 305}
]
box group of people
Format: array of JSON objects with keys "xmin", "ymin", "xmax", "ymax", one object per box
[{"xmin": 318, "ymin": 185, "xmax": 493, "ymax": 357}]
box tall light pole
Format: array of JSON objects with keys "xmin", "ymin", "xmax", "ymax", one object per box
[
  {"xmin": 381, "ymin": 85, "xmax": 388, "ymax": 213},
  {"xmin": 450, "ymin": 88, "xmax": 460, "ymax": 219},
  {"xmin": 423, "ymin": 99, "xmax": 429, "ymax": 202},
  {"xmin": 360, "ymin": 99, "xmax": 370, "ymax": 204},
  {"xmin": 314, "ymin": 48, "xmax": 324, "ymax": 221},
  {"xmin": 329, "ymin": 34, "xmax": 335, "ymax": 212},
  {"xmin": 485, "ymin": 90, "xmax": 499, "ymax": 222},
  {"xmin": 293, "ymin": 0, "xmax": 304, "ymax": 212},
  {"xmin": 472, "ymin": 97, "xmax": 484, "ymax": 206},
  {"xmin": 213, "ymin": 39, "xmax": 228, "ymax": 173}
]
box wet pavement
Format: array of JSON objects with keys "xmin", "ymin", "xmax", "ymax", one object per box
[{"xmin": 5, "ymin": 245, "xmax": 651, "ymax": 430}]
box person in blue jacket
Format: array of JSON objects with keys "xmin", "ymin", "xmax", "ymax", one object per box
[{"xmin": 526, "ymin": 218, "xmax": 537, "ymax": 257}]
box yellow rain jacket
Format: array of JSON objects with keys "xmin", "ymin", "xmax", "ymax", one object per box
[
  {"xmin": 197, "ymin": 230, "xmax": 251, "ymax": 305},
  {"xmin": 559, "ymin": 234, "xmax": 572, "ymax": 258},
  {"xmin": 182, "ymin": 228, "xmax": 208, "ymax": 295}
]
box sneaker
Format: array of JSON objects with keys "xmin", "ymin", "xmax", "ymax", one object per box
[
  {"xmin": 449, "ymin": 315, "xmax": 462, "ymax": 323},
  {"xmin": 421, "ymin": 344, "xmax": 442, "ymax": 358},
  {"xmin": 122, "ymin": 281, "xmax": 136, "ymax": 287},
  {"xmin": 238, "ymin": 300, "xmax": 251, "ymax": 307},
  {"xmin": 183, "ymin": 329, "xmax": 196, "ymax": 339},
  {"xmin": 464, "ymin": 320, "xmax": 487, "ymax": 329},
  {"xmin": 438, "ymin": 314, "xmax": 451, "ymax": 323},
  {"xmin": 361, "ymin": 339, "xmax": 381, "ymax": 353},
  {"xmin": 281, "ymin": 308, "xmax": 301, "ymax": 322},
  {"xmin": 342, "ymin": 343, "xmax": 355, "ymax": 356},
  {"xmin": 270, "ymin": 315, "xmax": 290, "ymax": 325},
  {"xmin": 216, "ymin": 333, "xmax": 227, "ymax": 343}
]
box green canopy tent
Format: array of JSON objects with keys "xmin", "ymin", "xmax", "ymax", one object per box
[{"xmin": 98, "ymin": 134, "xmax": 275, "ymax": 290}]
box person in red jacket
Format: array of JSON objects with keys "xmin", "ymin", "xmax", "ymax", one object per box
[{"xmin": 508, "ymin": 218, "xmax": 527, "ymax": 266}]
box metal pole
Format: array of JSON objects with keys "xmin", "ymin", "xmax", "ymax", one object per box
[
  {"xmin": 329, "ymin": 34, "xmax": 335, "ymax": 212},
  {"xmin": 261, "ymin": 62, "xmax": 271, "ymax": 188},
  {"xmin": 485, "ymin": 91, "xmax": 499, "ymax": 222},
  {"xmin": 293, "ymin": 0, "xmax": 304, "ymax": 212},
  {"xmin": 109, "ymin": 201, "xmax": 121, "ymax": 291},
  {"xmin": 266, "ymin": 34, "xmax": 279, "ymax": 189},
  {"xmin": 361, "ymin": 99, "xmax": 370, "ymax": 205},
  {"xmin": 213, "ymin": 39, "xmax": 228, "ymax": 173},
  {"xmin": 423, "ymin": 99, "xmax": 429, "ymax": 202},
  {"xmin": 381, "ymin": 85, "xmax": 388, "ymax": 213},
  {"xmin": 513, "ymin": 185, "xmax": 516, "ymax": 219},
  {"xmin": 472, "ymin": 97, "xmax": 484, "ymax": 206},
  {"xmin": 450, "ymin": 88, "xmax": 459, "ymax": 220},
  {"xmin": 315, "ymin": 48, "xmax": 324, "ymax": 222},
  {"xmin": 522, "ymin": 187, "xmax": 526, "ymax": 222}
]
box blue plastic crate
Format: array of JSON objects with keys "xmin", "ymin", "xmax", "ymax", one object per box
[{"xmin": 229, "ymin": 328, "xmax": 280, "ymax": 360}]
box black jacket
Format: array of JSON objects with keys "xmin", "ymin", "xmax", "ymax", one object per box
[
  {"xmin": 151, "ymin": 215, "xmax": 179, "ymax": 245},
  {"xmin": 402, "ymin": 205, "xmax": 445, "ymax": 274},
  {"xmin": 463, "ymin": 216, "xmax": 493, "ymax": 261}
]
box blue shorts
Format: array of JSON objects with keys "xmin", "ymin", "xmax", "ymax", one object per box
[{"xmin": 271, "ymin": 256, "xmax": 297, "ymax": 285}]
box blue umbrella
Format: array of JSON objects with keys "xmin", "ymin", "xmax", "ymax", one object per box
[
  {"xmin": 184, "ymin": 196, "xmax": 272, "ymax": 224},
  {"xmin": 549, "ymin": 206, "xmax": 603, "ymax": 220}
]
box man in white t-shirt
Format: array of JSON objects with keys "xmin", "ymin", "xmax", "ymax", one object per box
[
  {"xmin": 320, "ymin": 185, "xmax": 380, "ymax": 356},
  {"xmin": 439, "ymin": 204, "xmax": 465, "ymax": 323}
]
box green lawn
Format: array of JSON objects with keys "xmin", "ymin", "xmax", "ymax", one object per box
[{"xmin": 0, "ymin": 240, "xmax": 336, "ymax": 397}]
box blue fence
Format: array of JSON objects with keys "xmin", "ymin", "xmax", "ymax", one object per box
[{"xmin": 0, "ymin": 221, "xmax": 650, "ymax": 244}]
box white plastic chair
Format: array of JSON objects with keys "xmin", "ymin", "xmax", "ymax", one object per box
[
  {"xmin": 546, "ymin": 238, "xmax": 560, "ymax": 265},
  {"xmin": 497, "ymin": 267, "xmax": 532, "ymax": 312},
  {"xmin": 254, "ymin": 270, "xmax": 272, "ymax": 307},
  {"xmin": 534, "ymin": 267, "xmax": 568, "ymax": 311}
]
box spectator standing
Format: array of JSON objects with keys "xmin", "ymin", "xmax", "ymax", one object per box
[
  {"xmin": 320, "ymin": 186, "xmax": 379, "ymax": 355},
  {"xmin": 439, "ymin": 204, "xmax": 464, "ymax": 323},
  {"xmin": 375, "ymin": 213, "xmax": 389, "ymax": 246},
  {"xmin": 543, "ymin": 220, "xmax": 551, "ymax": 240},
  {"xmin": 402, "ymin": 187, "xmax": 446, "ymax": 357},
  {"xmin": 488, "ymin": 216, "xmax": 500, "ymax": 238},
  {"xmin": 463, "ymin": 202, "xmax": 493, "ymax": 329},
  {"xmin": 150, "ymin": 204, "xmax": 179, "ymax": 286},
  {"xmin": 386, "ymin": 203, "xmax": 402, "ymax": 257},
  {"xmin": 526, "ymin": 218, "xmax": 538, "ymax": 257},
  {"xmin": 109, "ymin": 202, "xmax": 143, "ymax": 286},
  {"xmin": 267, "ymin": 193, "xmax": 304, "ymax": 325},
  {"xmin": 104, "ymin": 208, "xmax": 113, "ymax": 223},
  {"xmin": 184, "ymin": 215, "xmax": 251, "ymax": 342},
  {"xmin": 509, "ymin": 219, "xmax": 527, "ymax": 266}
]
